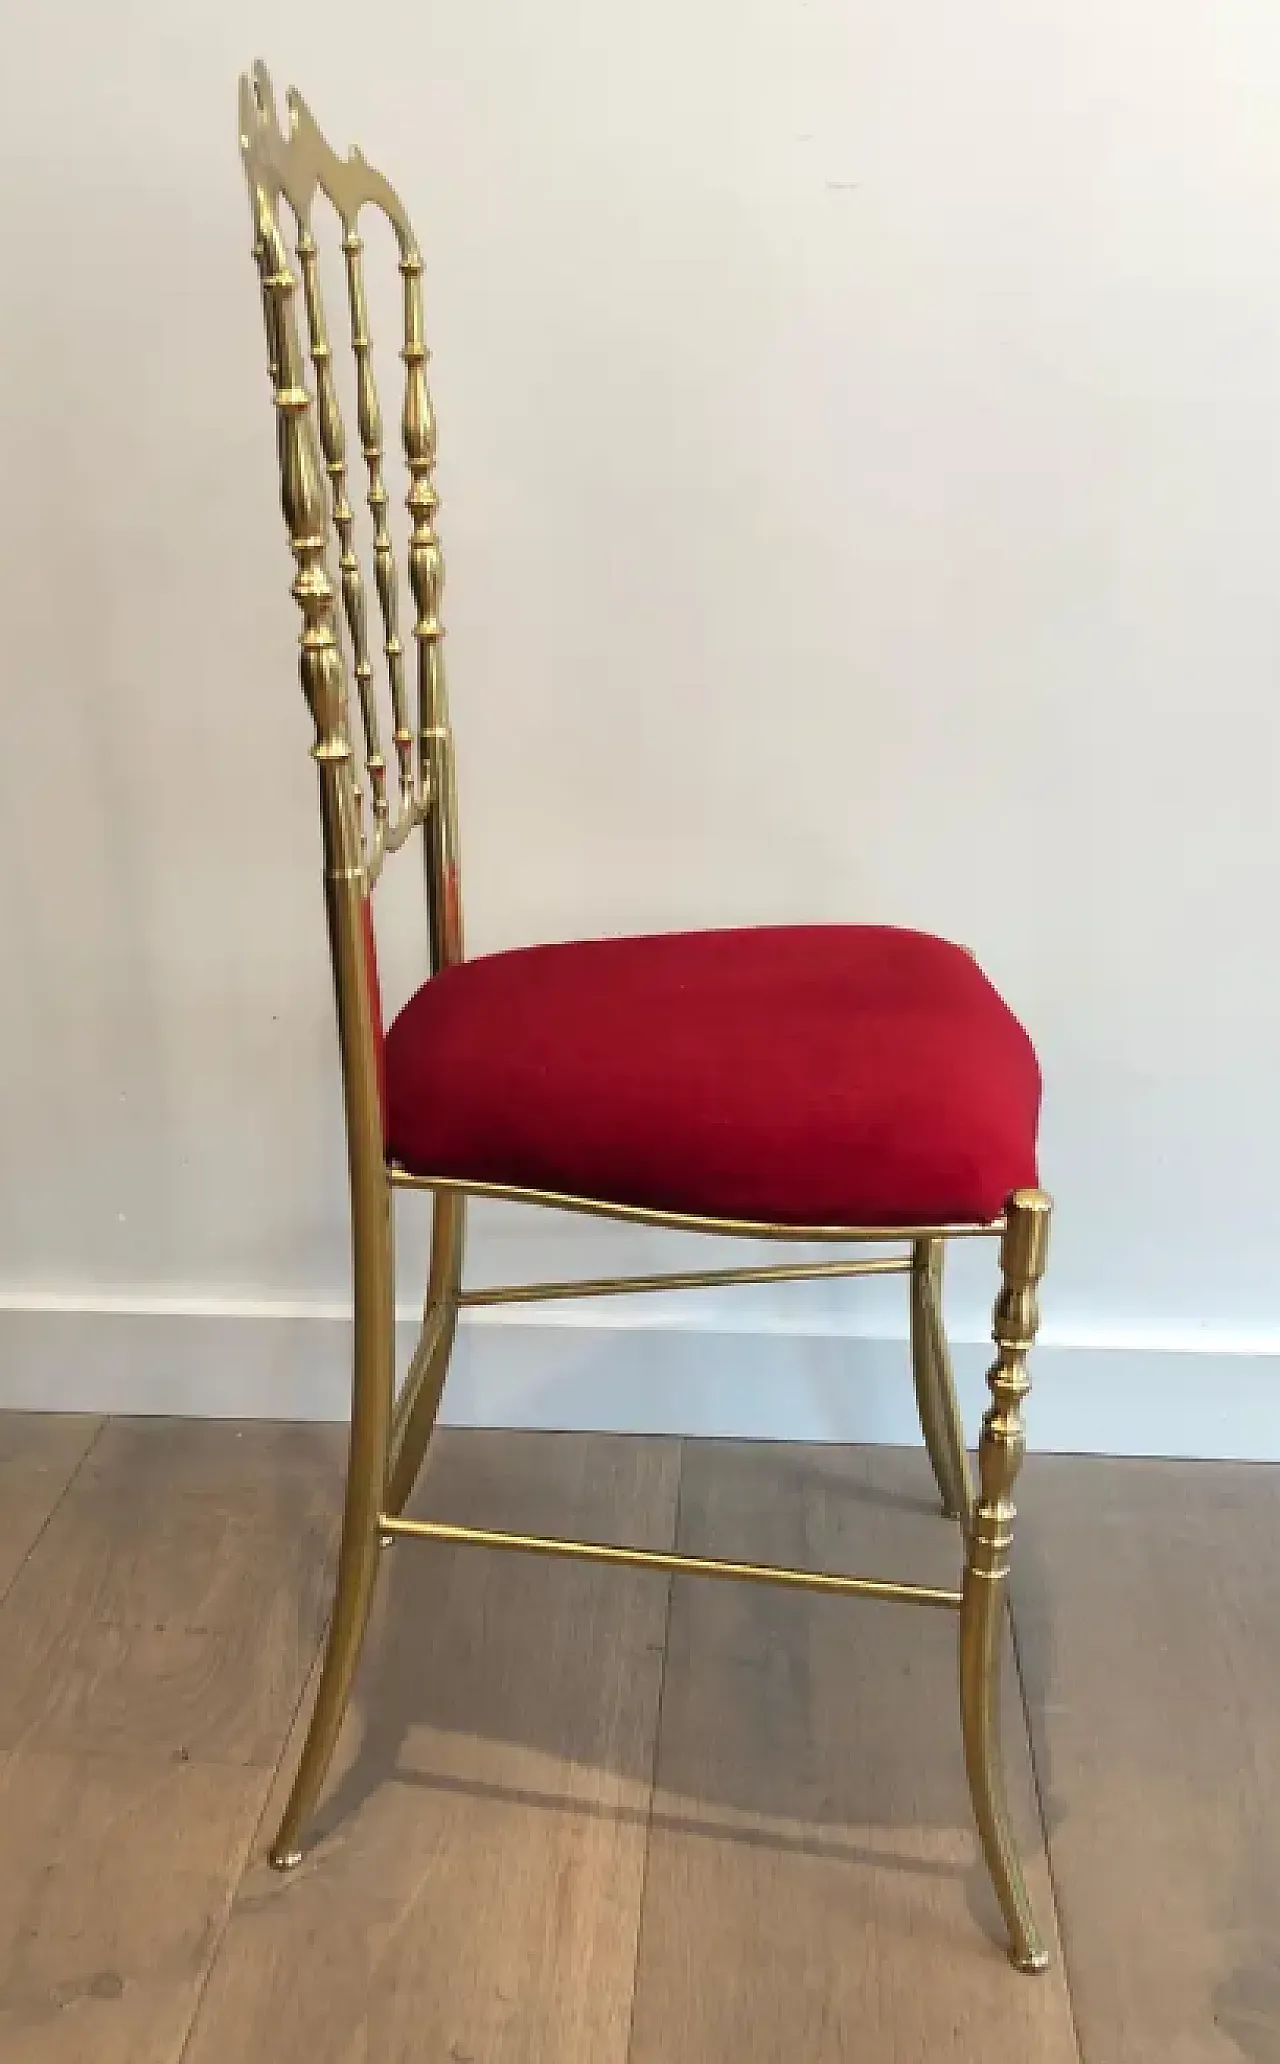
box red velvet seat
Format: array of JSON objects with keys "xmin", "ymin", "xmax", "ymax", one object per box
[{"xmin": 384, "ymin": 924, "xmax": 1040, "ymax": 1227}]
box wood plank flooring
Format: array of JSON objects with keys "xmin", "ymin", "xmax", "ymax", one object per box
[
  {"xmin": 0, "ymin": 1418, "xmax": 345, "ymax": 2064},
  {"xmin": 1014, "ymin": 1455, "xmax": 1280, "ymax": 2064},
  {"xmin": 183, "ymin": 1432, "xmax": 681, "ymax": 2064},
  {"xmin": 628, "ymin": 1441, "xmax": 1077, "ymax": 2063},
  {"xmin": 0, "ymin": 1414, "xmax": 1274, "ymax": 2062},
  {"xmin": 0, "ymin": 1412, "xmax": 99, "ymax": 1601}
]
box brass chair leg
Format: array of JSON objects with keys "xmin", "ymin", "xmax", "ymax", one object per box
[
  {"xmin": 383, "ymin": 1192, "xmax": 465, "ymax": 1520},
  {"xmin": 959, "ymin": 1188, "xmax": 1051, "ymax": 1973},
  {"xmin": 270, "ymin": 1177, "xmax": 396, "ymax": 1871},
  {"xmin": 909, "ymin": 1238, "xmax": 973, "ymax": 1522}
]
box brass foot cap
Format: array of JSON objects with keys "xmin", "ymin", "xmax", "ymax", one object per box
[
  {"xmin": 1011, "ymin": 1944, "xmax": 1050, "ymax": 1976},
  {"xmin": 269, "ymin": 1847, "xmax": 303, "ymax": 1873}
]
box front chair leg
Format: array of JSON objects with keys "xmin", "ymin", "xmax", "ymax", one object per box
[
  {"xmin": 910, "ymin": 1238, "xmax": 973, "ymax": 1523},
  {"xmin": 959, "ymin": 1188, "xmax": 1052, "ymax": 1973},
  {"xmin": 270, "ymin": 1181, "xmax": 396, "ymax": 1870}
]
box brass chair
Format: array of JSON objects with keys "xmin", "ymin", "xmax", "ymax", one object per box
[{"xmin": 238, "ymin": 63, "xmax": 1054, "ymax": 1974}]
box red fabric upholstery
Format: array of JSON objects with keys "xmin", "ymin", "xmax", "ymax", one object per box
[{"xmin": 384, "ymin": 926, "xmax": 1040, "ymax": 1227}]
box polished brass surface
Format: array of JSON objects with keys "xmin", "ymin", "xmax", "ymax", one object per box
[
  {"xmin": 392, "ymin": 1169, "xmax": 1005, "ymax": 1246},
  {"xmin": 910, "ymin": 1239, "xmax": 974, "ymax": 1524},
  {"xmin": 295, "ymin": 221, "xmax": 387, "ymax": 844},
  {"xmin": 384, "ymin": 1192, "xmax": 466, "ymax": 1518},
  {"xmin": 379, "ymin": 1515, "xmax": 962, "ymax": 1610},
  {"xmin": 343, "ymin": 221, "xmax": 414, "ymax": 821},
  {"xmin": 403, "ymin": 253, "xmax": 464, "ymax": 972},
  {"xmin": 241, "ymin": 64, "xmax": 412, "ymax": 1869},
  {"xmin": 238, "ymin": 64, "xmax": 1049, "ymax": 1967},
  {"xmin": 238, "ymin": 61, "xmax": 448, "ymax": 891},
  {"xmin": 960, "ymin": 1188, "xmax": 1052, "ymax": 1973},
  {"xmin": 460, "ymin": 1253, "xmax": 912, "ymax": 1308}
]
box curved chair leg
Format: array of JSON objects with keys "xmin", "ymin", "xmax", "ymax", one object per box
[
  {"xmin": 909, "ymin": 1238, "xmax": 973, "ymax": 1523},
  {"xmin": 270, "ymin": 1176, "xmax": 396, "ymax": 1871},
  {"xmin": 959, "ymin": 1189, "xmax": 1052, "ymax": 1972},
  {"xmin": 383, "ymin": 1192, "xmax": 465, "ymax": 1520}
]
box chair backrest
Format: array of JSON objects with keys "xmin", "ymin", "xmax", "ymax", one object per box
[{"xmin": 238, "ymin": 62, "xmax": 463, "ymax": 1028}]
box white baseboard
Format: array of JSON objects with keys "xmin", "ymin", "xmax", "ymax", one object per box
[{"xmin": 2, "ymin": 1295, "xmax": 1279, "ymax": 1460}]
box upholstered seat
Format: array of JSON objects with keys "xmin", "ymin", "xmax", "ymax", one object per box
[{"xmin": 385, "ymin": 924, "xmax": 1040, "ymax": 1227}]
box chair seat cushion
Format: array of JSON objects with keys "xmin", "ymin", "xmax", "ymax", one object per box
[{"xmin": 384, "ymin": 925, "xmax": 1040, "ymax": 1228}]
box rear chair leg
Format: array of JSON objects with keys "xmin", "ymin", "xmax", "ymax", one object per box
[
  {"xmin": 959, "ymin": 1188, "xmax": 1052, "ymax": 1973},
  {"xmin": 270, "ymin": 1178, "xmax": 395, "ymax": 1870},
  {"xmin": 910, "ymin": 1237, "xmax": 973, "ymax": 1523},
  {"xmin": 383, "ymin": 1193, "xmax": 465, "ymax": 1521}
]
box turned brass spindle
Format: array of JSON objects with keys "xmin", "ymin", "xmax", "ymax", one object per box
[
  {"xmin": 402, "ymin": 252, "xmax": 463, "ymax": 968},
  {"xmin": 343, "ymin": 227, "xmax": 415, "ymax": 811},
  {"xmin": 255, "ymin": 208, "xmax": 356, "ymax": 843},
  {"xmin": 959, "ymin": 1188, "xmax": 1052, "ymax": 1973},
  {"xmin": 296, "ymin": 226, "xmax": 388, "ymax": 849}
]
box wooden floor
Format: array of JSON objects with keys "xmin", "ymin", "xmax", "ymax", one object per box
[{"xmin": 0, "ymin": 1418, "xmax": 1275, "ymax": 2063}]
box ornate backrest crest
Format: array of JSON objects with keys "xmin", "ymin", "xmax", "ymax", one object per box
[{"xmin": 238, "ymin": 63, "xmax": 460, "ymax": 962}]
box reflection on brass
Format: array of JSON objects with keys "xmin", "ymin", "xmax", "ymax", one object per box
[
  {"xmin": 238, "ymin": 60, "xmax": 443, "ymax": 889},
  {"xmin": 910, "ymin": 1239, "xmax": 974, "ymax": 1524},
  {"xmin": 384, "ymin": 1192, "xmax": 466, "ymax": 1519},
  {"xmin": 241, "ymin": 61, "xmax": 400, "ymax": 1874},
  {"xmin": 391, "ymin": 1168, "xmax": 1006, "ymax": 1245},
  {"xmin": 960, "ymin": 1189, "xmax": 1052, "ymax": 1973},
  {"xmin": 380, "ymin": 1516, "xmax": 962, "ymax": 1610},
  {"xmin": 295, "ymin": 222, "xmax": 386, "ymax": 839},
  {"xmin": 460, "ymin": 1252, "xmax": 912, "ymax": 1307},
  {"xmin": 237, "ymin": 66, "xmax": 1052, "ymax": 1970}
]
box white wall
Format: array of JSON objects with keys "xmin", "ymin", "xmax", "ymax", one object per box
[{"xmin": 3, "ymin": 2, "xmax": 1280, "ymax": 1447}]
